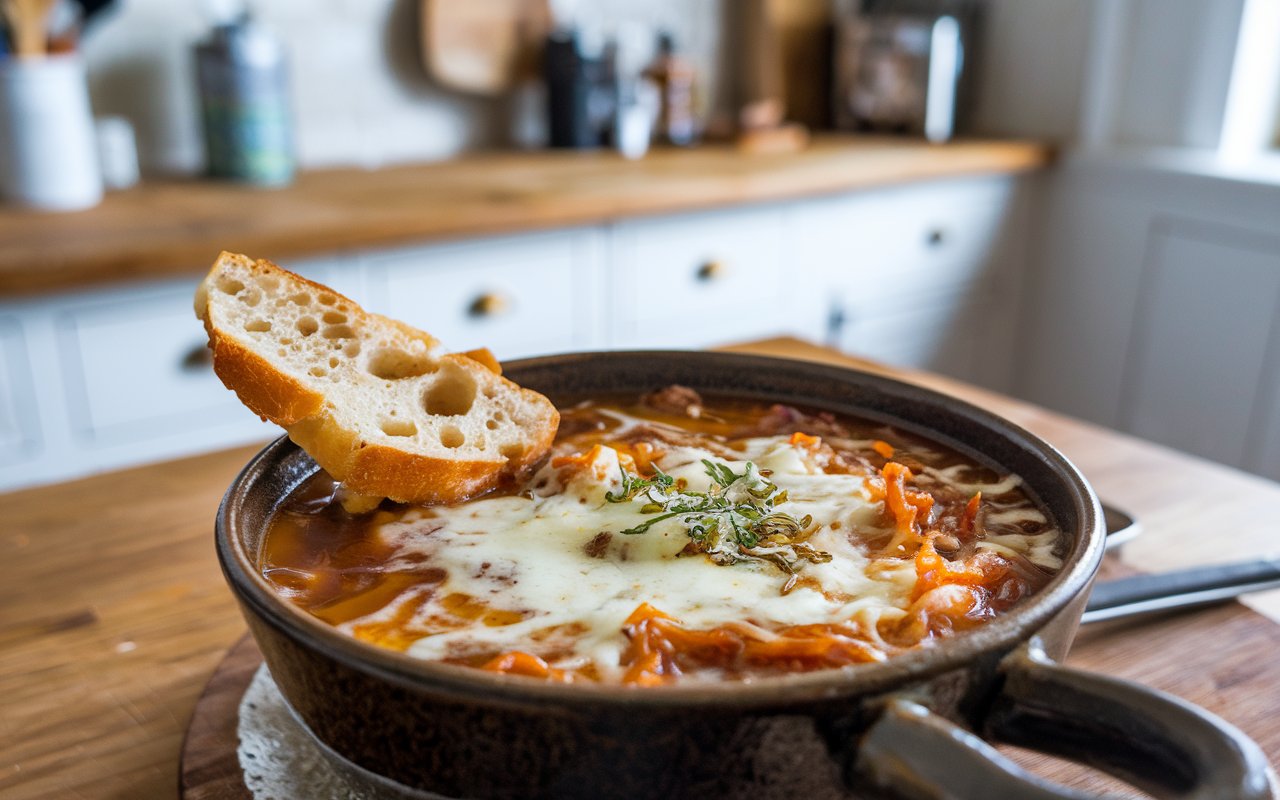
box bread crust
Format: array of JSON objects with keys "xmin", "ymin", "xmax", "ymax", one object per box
[{"xmin": 195, "ymin": 252, "xmax": 560, "ymax": 504}]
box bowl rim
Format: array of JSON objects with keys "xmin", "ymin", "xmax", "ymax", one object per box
[{"xmin": 216, "ymin": 350, "xmax": 1106, "ymax": 710}]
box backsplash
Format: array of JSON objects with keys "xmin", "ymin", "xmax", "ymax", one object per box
[{"xmin": 83, "ymin": 0, "xmax": 720, "ymax": 175}]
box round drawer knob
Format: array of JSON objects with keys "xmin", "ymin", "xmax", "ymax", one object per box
[
  {"xmin": 696, "ymin": 260, "xmax": 727, "ymax": 282},
  {"xmin": 468, "ymin": 292, "xmax": 511, "ymax": 319},
  {"xmin": 926, "ymin": 228, "xmax": 947, "ymax": 247}
]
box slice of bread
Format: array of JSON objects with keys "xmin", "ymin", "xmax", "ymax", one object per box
[{"xmin": 194, "ymin": 251, "xmax": 559, "ymax": 504}]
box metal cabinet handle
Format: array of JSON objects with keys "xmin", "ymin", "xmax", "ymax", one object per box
[
  {"xmin": 468, "ymin": 292, "xmax": 511, "ymax": 319},
  {"xmin": 696, "ymin": 260, "xmax": 726, "ymax": 282}
]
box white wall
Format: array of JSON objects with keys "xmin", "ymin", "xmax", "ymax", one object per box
[
  {"xmin": 968, "ymin": 0, "xmax": 1093, "ymax": 142},
  {"xmin": 82, "ymin": 0, "xmax": 721, "ymax": 175},
  {"xmin": 970, "ymin": 0, "xmax": 1244, "ymax": 151}
]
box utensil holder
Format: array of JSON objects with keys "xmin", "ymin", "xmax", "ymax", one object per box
[{"xmin": 0, "ymin": 54, "xmax": 103, "ymax": 211}]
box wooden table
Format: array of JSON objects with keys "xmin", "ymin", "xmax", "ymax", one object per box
[
  {"xmin": 0, "ymin": 137, "xmax": 1049, "ymax": 297},
  {"xmin": 3, "ymin": 337, "xmax": 1277, "ymax": 799}
]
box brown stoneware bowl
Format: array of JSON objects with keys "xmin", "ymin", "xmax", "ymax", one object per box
[{"xmin": 216, "ymin": 351, "xmax": 1275, "ymax": 800}]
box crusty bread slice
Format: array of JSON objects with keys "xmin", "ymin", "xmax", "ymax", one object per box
[{"xmin": 194, "ymin": 251, "xmax": 559, "ymax": 504}]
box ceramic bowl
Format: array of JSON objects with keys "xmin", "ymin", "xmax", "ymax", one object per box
[{"xmin": 216, "ymin": 351, "xmax": 1273, "ymax": 800}]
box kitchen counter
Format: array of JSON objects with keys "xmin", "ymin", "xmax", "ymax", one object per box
[
  {"xmin": 0, "ymin": 136, "xmax": 1050, "ymax": 298},
  {"xmin": 4, "ymin": 338, "xmax": 1277, "ymax": 799}
]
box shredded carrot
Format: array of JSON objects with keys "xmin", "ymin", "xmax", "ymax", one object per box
[
  {"xmin": 550, "ymin": 444, "xmax": 612, "ymax": 480},
  {"xmin": 961, "ymin": 492, "xmax": 982, "ymax": 536},
  {"xmin": 620, "ymin": 603, "xmax": 682, "ymax": 686},
  {"xmin": 618, "ymin": 604, "xmax": 883, "ymax": 684},
  {"xmin": 481, "ymin": 651, "xmax": 571, "ymax": 682},
  {"xmin": 609, "ymin": 440, "xmax": 662, "ymax": 475},
  {"xmin": 880, "ymin": 462, "xmax": 934, "ymax": 550},
  {"xmin": 789, "ymin": 431, "xmax": 822, "ymax": 450},
  {"xmin": 912, "ymin": 534, "xmax": 988, "ymax": 601},
  {"xmin": 872, "ymin": 440, "xmax": 895, "ymax": 459}
]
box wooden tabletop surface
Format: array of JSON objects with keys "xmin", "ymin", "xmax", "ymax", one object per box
[
  {"xmin": 0, "ymin": 137, "xmax": 1050, "ymax": 298},
  {"xmin": 3, "ymin": 337, "xmax": 1278, "ymax": 800}
]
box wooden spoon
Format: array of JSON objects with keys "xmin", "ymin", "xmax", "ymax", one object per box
[{"xmin": 2, "ymin": 0, "xmax": 57, "ymax": 58}]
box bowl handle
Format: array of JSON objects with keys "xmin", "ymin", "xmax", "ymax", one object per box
[{"xmin": 849, "ymin": 638, "xmax": 1277, "ymax": 799}]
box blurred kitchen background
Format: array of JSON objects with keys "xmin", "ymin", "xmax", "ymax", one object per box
[{"xmin": 1, "ymin": 0, "xmax": 1278, "ymax": 493}]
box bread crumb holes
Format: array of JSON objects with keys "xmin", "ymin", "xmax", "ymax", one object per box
[
  {"xmin": 440, "ymin": 426, "xmax": 465, "ymax": 448},
  {"xmin": 423, "ymin": 363, "xmax": 477, "ymax": 416},
  {"xmin": 380, "ymin": 418, "xmax": 418, "ymax": 437},
  {"xmin": 368, "ymin": 347, "xmax": 435, "ymax": 380},
  {"xmin": 322, "ymin": 324, "xmax": 355, "ymax": 339},
  {"xmin": 216, "ymin": 276, "xmax": 244, "ymax": 295}
]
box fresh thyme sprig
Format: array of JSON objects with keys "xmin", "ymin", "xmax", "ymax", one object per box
[{"xmin": 606, "ymin": 458, "xmax": 832, "ymax": 592}]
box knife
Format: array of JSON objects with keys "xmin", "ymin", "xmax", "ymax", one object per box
[{"xmin": 1082, "ymin": 556, "xmax": 1280, "ymax": 624}]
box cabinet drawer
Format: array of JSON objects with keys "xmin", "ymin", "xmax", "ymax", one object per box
[
  {"xmin": 365, "ymin": 231, "xmax": 587, "ymax": 360},
  {"xmin": 797, "ymin": 177, "xmax": 1017, "ymax": 296},
  {"xmin": 612, "ymin": 206, "xmax": 784, "ymax": 345},
  {"xmin": 0, "ymin": 316, "xmax": 39, "ymax": 465},
  {"xmin": 836, "ymin": 288, "xmax": 992, "ymax": 378},
  {"xmin": 56, "ymin": 285, "xmax": 256, "ymax": 445}
]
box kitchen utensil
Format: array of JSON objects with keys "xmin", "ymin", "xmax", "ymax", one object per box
[
  {"xmin": 1084, "ymin": 557, "xmax": 1280, "ymax": 624},
  {"xmin": 194, "ymin": 11, "xmax": 294, "ymax": 186},
  {"xmin": 216, "ymin": 351, "xmax": 1274, "ymax": 800},
  {"xmin": 2, "ymin": 0, "xmax": 55, "ymax": 57},
  {"xmin": 0, "ymin": 52, "xmax": 102, "ymax": 210},
  {"xmin": 420, "ymin": 0, "xmax": 550, "ymax": 96},
  {"xmin": 1101, "ymin": 501, "xmax": 1140, "ymax": 549},
  {"xmin": 94, "ymin": 115, "xmax": 139, "ymax": 190}
]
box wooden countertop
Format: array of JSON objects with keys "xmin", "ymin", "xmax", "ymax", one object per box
[
  {"xmin": 0, "ymin": 136, "xmax": 1050, "ymax": 298},
  {"xmin": 4, "ymin": 338, "xmax": 1277, "ymax": 799}
]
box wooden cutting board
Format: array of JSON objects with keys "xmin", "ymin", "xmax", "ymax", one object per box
[
  {"xmin": 178, "ymin": 559, "xmax": 1280, "ymax": 799},
  {"xmin": 420, "ymin": 0, "xmax": 551, "ymax": 95}
]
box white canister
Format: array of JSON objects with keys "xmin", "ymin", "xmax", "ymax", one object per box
[{"xmin": 0, "ymin": 54, "xmax": 104, "ymax": 211}]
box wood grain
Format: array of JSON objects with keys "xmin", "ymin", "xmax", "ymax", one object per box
[
  {"xmin": 0, "ymin": 137, "xmax": 1050, "ymax": 298},
  {"xmin": 4, "ymin": 337, "xmax": 1278, "ymax": 800}
]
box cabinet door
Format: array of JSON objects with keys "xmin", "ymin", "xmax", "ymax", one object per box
[
  {"xmin": 0, "ymin": 316, "xmax": 40, "ymax": 466},
  {"xmin": 56, "ymin": 283, "xmax": 264, "ymax": 447},
  {"xmin": 611, "ymin": 206, "xmax": 785, "ymax": 348},
  {"xmin": 835, "ymin": 287, "xmax": 993, "ymax": 378},
  {"xmin": 795, "ymin": 177, "xmax": 1022, "ymax": 383},
  {"xmin": 1121, "ymin": 225, "xmax": 1280, "ymax": 470},
  {"xmin": 365, "ymin": 230, "xmax": 597, "ymax": 360},
  {"xmin": 795, "ymin": 177, "xmax": 1018, "ymax": 302}
]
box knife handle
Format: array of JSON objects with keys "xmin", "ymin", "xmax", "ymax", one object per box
[{"xmin": 1083, "ymin": 557, "xmax": 1280, "ymax": 624}]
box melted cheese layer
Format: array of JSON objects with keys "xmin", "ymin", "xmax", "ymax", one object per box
[
  {"xmin": 333, "ymin": 434, "xmax": 1058, "ymax": 682},
  {"xmin": 343, "ymin": 439, "xmax": 886, "ymax": 681}
]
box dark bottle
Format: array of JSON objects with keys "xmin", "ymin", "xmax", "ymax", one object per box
[
  {"xmin": 643, "ymin": 31, "xmax": 697, "ymax": 146},
  {"xmin": 544, "ymin": 29, "xmax": 598, "ymax": 148},
  {"xmin": 194, "ymin": 10, "xmax": 295, "ymax": 185}
]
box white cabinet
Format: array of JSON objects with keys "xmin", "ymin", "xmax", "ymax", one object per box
[
  {"xmin": 1119, "ymin": 225, "xmax": 1280, "ymax": 471},
  {"xmin": 55, "ymin": 284, "xmax": 255, "ymax": 446},
  {"xmin": 364, "ymin": 229, "xmax": 602, "ymax": 360},
  {"xmin": 611, "ymin": 206, "xmax": 787, "ymax": 348},
  {"xmin": 0, "ymin": 316, "xmax": 39, "ymax": 466},
  {"xmin": 0, "ymin": 177, "xmax": 1027, "ymax": 492},
  {"xmin": 791, "ymin": 176, "xmax": 1025, "ymax": 388},
  {"xmin": 1020, "ymin": 156, "xmax": 1280, "ymax": 482}
]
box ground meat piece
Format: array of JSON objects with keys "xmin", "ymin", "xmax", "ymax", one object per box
[
  {"xmin": 731, "ymin": 404, "xmax": 850, "ymax": 439},
  {"xmin": 641, "ymin": 385, "xmax": 704, "ymax": 418},
  {"xmin": 614, "ymin": 424, "xmax": 738, "ymax": 460}
]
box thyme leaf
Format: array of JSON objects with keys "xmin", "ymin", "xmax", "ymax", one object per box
[{"xmin": 605, "ymin": 457, "xmax": 833, "ymax": 591}]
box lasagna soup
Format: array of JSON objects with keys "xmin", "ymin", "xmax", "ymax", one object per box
[{"xmin": 262, "ymin": 387, "xmax": 1063, "ymax": 685}]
